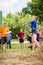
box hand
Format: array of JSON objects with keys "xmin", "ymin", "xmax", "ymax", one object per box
[{"xmin": 18, "ymin": 37, "xmax": 20, "ymax": 39}]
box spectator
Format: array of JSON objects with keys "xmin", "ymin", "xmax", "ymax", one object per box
[
  {"xmin": 16, "ymin": 29, "xmax": 25, "ymax": 48},
  {"xmin": 1, "ymin": 23, "xmax": 9, "ymax": 49},
  {"xmin": 7, "ymin": 31, "xmax": 12, "ymax": 49}
]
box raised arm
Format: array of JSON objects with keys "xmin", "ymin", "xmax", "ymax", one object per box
[{"xmin": 23, "ymin": 21, "xmax": 30, "ymax": 26}]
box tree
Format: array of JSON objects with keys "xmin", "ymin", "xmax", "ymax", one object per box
[{"xmin": 22, "ymin": 0, "xmax": 43, "ymax": 24}]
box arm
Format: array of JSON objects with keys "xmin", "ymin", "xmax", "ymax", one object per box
[
  {"xmin": 23, "ymin": 32, "xmax": 26, "ymax": 39},
  {"xmin": 23, "ymin": 22, "xmax": 30, "ymax": 26},
  {"xmin": 39, "ymin": 31, "xmax": 43, "ymax": 38},
  {"xmin": 16, "ymin": 34, "xmax": 20, "ymax": 39}
]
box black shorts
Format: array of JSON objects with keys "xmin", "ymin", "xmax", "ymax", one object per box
[
  {"xmin": 19, "ymin": 39, "xmax": 24, "ymax": 43},
  {"xmin": 2, "ymin": 37, "xmax": 7, "ymax": 44},
  {"xmin": 0, "ymin": 39, "xmax": 2, "ymax": 44},
  {"xmin": 27, "ymin": 36, "xmax": 32, "ymax": 43}
]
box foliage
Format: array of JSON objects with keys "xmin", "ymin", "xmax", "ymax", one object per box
[
  {"xmin": 22, "ymin": 0, "xmax": 43, "ymax": 24},
  {"xmin": 3, "ymin": 12, "xmax": 41, "ymax": 38}
]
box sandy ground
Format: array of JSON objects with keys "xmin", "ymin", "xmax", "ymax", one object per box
[{"xmin": 0, "ymin": 52, "xmax": 43, "ymax": 65}]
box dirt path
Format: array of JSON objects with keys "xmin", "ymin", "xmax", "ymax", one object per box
[{"xmin": 0, "ymin": 53, "xmax": 43, "ymax": 65}]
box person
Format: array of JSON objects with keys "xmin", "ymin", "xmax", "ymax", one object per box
[
  {"xmin": 7, "ymin": 31, "xmax": 12, "ymax": 49},
  {"xmin": 0, "ymin": 31, "xmax": 2, "ymax": 50},
  {"xmin": 27, "ymin": 32, "xmax": 40, "ymax": 50},
  {"xmin": 23, "ymin": 16, "xmax": 40, "ymax": 53},
  {"xmin": 1, "ymin": 23, "xmax": 9, "ymax": 49},
  {"xmin": 36, "ymin": 33, "xmax": 40, "ymax": 43},
  {"xmin": 27, "ymin": 32, "xmax": 33, "ymax": 50},
  {"xmin": 16, "ymin": 29, "xmax": 25, "ymax": 48},
  {"xmin": 40, "ymin": 27, "xmax": 43, "ymax": 61},
  {"xmin": 40, "ymin": 27, "xmax": 43, "ymax": 39},
  {"xmin": 40, "ymin": 27, "xmax": 43, "ymax": 50}
]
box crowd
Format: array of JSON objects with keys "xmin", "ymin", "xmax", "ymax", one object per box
[
  {"xmin": 0, "ymin": 16, "xmax": 43, "ymax": 55},
  {"xmin": 16, "ymin": 16, "xmax": 43, "ymax": 54}
]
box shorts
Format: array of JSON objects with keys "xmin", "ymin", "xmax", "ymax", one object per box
[
  {"xmin": 0, "ymin": 39, "xmax": 2, "ymax": 44},
  {"xmin": 2, "ymin": 37, "xmax": 7, "ymax": 44},
  {"xmin": 27, "ymin": 36, "xmax": 32, "ymax": 43},
  {"xmin": 19, "ymin": 39, "xmax": 24, "ymax": 43},
  {"xmin": 32, "ymin": 30, "xmax": 37, "ymax": 34},
  {"xmin": 36, "ymin": 38, "xmax": 40, "ymax": 42}
]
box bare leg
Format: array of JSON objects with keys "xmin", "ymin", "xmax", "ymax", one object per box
[
  {"xmin": 20, "ymin": 43, "xmax": 23, "ymax": 49},
  {"xmin": 40, "ymin": 40, "xmax": 43, "ymax": 61},
  {"xmin": 5, "ymin": 43, "xmax": 8, "ymax": 49},
  {"xmin": 0, "ymin": 44, "xmax": 1, "ymax": 52},
  {"xmin": 0, "ymin": 44, "xmax": 1, "ymax": 49},
  {"xmin": 32, "ymin": 34, "xmax": 40, "ymax": 53}
]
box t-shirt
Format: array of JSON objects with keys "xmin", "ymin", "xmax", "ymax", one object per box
[
  {"xmin": 1, "ymin": 27, "xmax": 9, "ymax": 37},
  {"xmin": 18, "ymin": 32, "xmax": 24, "ymax": 39},
  {"xmin": 30, "ymin": 20, "xmax": 37, "ymax": 31}
]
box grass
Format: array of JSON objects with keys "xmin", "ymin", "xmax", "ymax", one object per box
[{"xmin": 1, "ymin": 41, "xmax": 39, "ymax": 53}]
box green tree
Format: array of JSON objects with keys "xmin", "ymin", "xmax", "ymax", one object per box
[
  {"xmin": 22, "ymin": 0, "xmax": 43, "ymax": 24},
  {"xmin": 3, "ymin": 12, "xmax": 37, "ymax": 38}
]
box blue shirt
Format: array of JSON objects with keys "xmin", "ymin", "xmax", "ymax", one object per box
[{"xmin": 30, "ymin": 20, "xmax": 37, "ymax": 34}]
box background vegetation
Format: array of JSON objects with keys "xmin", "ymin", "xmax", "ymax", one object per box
[{"xmin": 3, "ymin": 0, "xmax": 43, "ymax": 39}]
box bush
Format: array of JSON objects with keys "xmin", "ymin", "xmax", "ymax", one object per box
[{"xmin": 10, "ymin": 27, "xmax": 20, "ymax": 39}]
